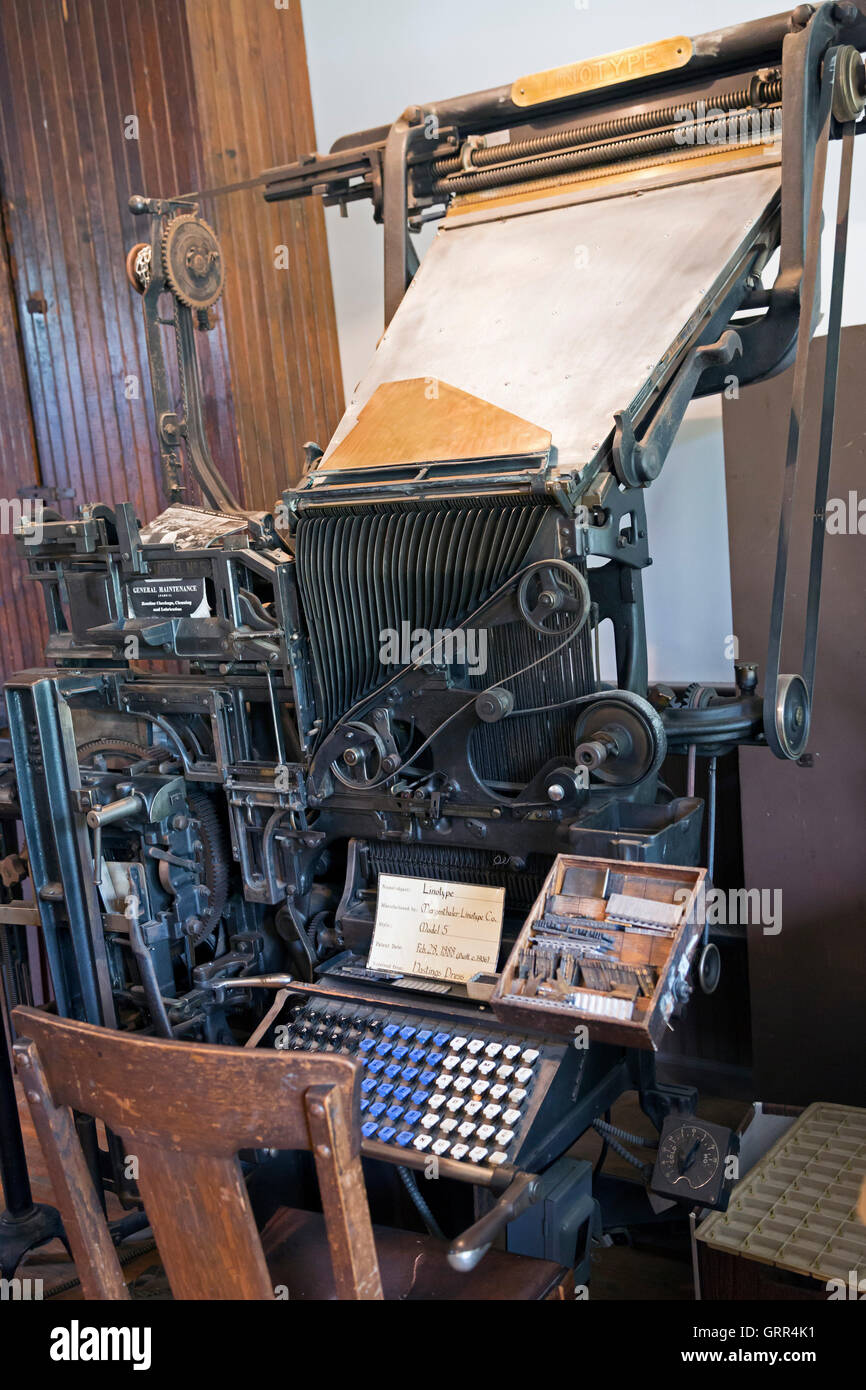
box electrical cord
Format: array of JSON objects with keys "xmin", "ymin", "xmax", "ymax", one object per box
[
  {"xmin": 398, "ymin": 1165, "xmax": 446, "ymax": 1241},
  {"xmin": 592, "ymin": 1119, "xmax": 656, "ymax": 1178}
]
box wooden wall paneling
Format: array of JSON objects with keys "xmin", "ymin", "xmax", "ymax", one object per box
[
  {"xmin": 0, "ymin": 0, "xmax": 342, "ymax": 698},
  {"xmin": 0, "ymin": 0, "xmax": 243, "ymax": 518},
  {"xmin": 184, "ymin": 0, "xmax": 344, "ymax": 506},
  {"xmin": 0, "ymin": 200, "xmax": 48, "ymax": 683}
]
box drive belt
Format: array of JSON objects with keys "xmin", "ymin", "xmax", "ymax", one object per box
[{"xmin": 763, "ymin": 45, "xmax": 858, "ymax": 760}]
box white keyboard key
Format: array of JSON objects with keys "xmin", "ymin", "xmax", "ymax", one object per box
[
  {"xmin": 503, "ymin": 1108, "xmax": 521, "ymax": 1126},
  {"xmin": 460, "ymin": 1058, "xmax": 477, "ymax": 1074},
  {"xmin": 413, "ymin": 1134, "xmax": 433, "ymax": 1151},
  {"xmin": 450, "ymin": 1036, "xmax": 468, "ymax": 1052},
  {"xmin": 450, "ymin": 1143, "xmax": 469, "ymax": 1160},
  {"xmin": 496, "ymin": 1065, "xmax": 514, "ymax": 1080},
  {"xmin": 478, "ymin": 1059, "xmax": 497, "ymax": 1075},
  {"xmin": 495, "ymin": 1128, "xmax": 515, "ymax": 1147},
  {"xmin": 521, "ymin": 1049, "xmax": 540, "ymax": 1065},
  {"xmin": 443, "ymin": 1054, "xmax": 460, "ymax": 1071},
  {"xmin": 489, "ymin": 1150, "xmax": 508, "ymax": 1166},
  {"xmin": 477, "ymin": 1124, "xmax": 496, "ymax": 1141},
  {"xmin": 490, "ymin": 1084, "xmax": 508, "ymax": 1101},
  {"xmin": 484, "ymin": 1042, "xmax": 503, "ymax": 1058},
  {"xmin": 429, "ymin": 1093, "xmax": 447, "ymax": 1110},
  {"xmin": 468, "ymin": 1146, "xmax": 489, "ymax": 1164},
  {"xmin": 457, "ymin": 1121, "xmax": 476, "ymax": 1139},
  {"xmin": 464, "ymin": 1100, "xmax": 483, "ymax": 1116},
  {"xmin": 453, "ymin": 1076, "xmax": 472, "ymax": 1093},
  {"xmin": 440, "ymin": 1117, "xmax": 459, "ymax": 1133},
  {"xmin": 482, "ymin": 1103, "xmax": 502, "ymax": 1121},
  {"xmin": 446, "ymin": 1096, "xmax": 464, "ymax": 1113},
  {"xmin": 507, "ymin": 1088, "xmax": 527, "ymax": 1105},
  {"xmin": 431, "ymin": 1138, "xmax": 451, "ymax": 1156},
  {"xmin": 472, "ymin": 1079, "xmax": 490, "ymax": 1096},
  {"xmin": 467, "ymin": 1038, "xmax": 485, "ymax": 1054},
  {"xmin": 503, "ymin": 1044, "xmax": 521, "ymax": 1060},
  {"xmin": 435, "ymin": 1075, "xmax": 452, "ymax": 1090},
  {"xmin": 420, "ymin": 1112, "xmax": 439, "ymax": 1129},
  {"xmin": 515, "ymin": 1067, "xmax": 533, "ymax": 1085}
]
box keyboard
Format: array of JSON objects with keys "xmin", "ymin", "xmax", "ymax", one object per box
[{"xmin": 280, "ymin": 995, "xmax": 557, "ymax": 1170}]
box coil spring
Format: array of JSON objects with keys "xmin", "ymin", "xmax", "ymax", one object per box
[
  {"xmin": 433, "ymin": 104, "xmax": 781, "ymax": 195},
  {"xmin": 432, "ymin": 74, "xmax": 782, "ymax": 178}
]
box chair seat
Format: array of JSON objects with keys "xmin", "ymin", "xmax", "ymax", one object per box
[{"xmin": 261, "ymin": 1206, "xmax": 572, "ymax": 1301}]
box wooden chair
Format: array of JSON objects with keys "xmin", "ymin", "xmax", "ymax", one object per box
[{"xmin": 12, "ymin": 1006, "xmax": 572, "ymax": 1301}]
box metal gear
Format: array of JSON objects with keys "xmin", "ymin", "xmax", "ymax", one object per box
[
  {"xmin": 125, "ymin": 242, "xmax": 152, "ymax": 295},
  {"xmin": 77, "ymin": 740, "xmax": 228, "ymax": 946},
  {"xmin": 161, "ymin": 214, "xmax": 224, "ymax": 310}
]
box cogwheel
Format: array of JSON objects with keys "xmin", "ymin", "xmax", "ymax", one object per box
[
  {"xmin": 125, "ymin": 242, "xmax": 152, "ymax": 295},
  {"xmin": 185, "ymin": 791, "xmax": 229, "ymax": 940},
  {"xmin": 161, "ymin": 213, "xmax": 224, "ymax": 310}
]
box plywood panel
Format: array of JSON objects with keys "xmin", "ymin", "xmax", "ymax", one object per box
[{"xmin": 723, "ymin": 326, "xmax": 866, "ymax": 1107}]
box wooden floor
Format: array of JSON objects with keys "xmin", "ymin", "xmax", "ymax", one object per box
[{"xmin": 5, "ymin": 1077, "xmax": 747, "ymax": 1300}]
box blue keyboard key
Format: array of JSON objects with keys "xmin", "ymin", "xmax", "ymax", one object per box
[
  {"xmin": 399, "ymin": 1026, "xmax": 416, "ymax": 1040},
  {"xmin": 386, "ymin": 1104, "xmax": 404, "ymax": 1121},
  {"xmin": 375, "ymin": 1041, "xmax": 393, "ymax": 1056},
  {"xmin": 395, "ymin": 1131, "xmax": 414, "ymax": 1147},
  {"xmin": 411, "ymin": 1090, "xmax": 429, "ymax": 1107},
  {"xmin": 361, "ymin": 1077, "xmax": 377, "ymax": 1094},
  {"xmin": 362, "ymin": 1121, "xmax": 378, "ymax": 1138},
  {"xmin": 385, "ymin": 1063, "xmax": 401, "ymax": 1079},
  {"xmin": 416, "ymin": 1030, "xmax": 433, "ymax": 1044},
  {"xmin": 404, "ymin": 1109, "xmax": 422, "ymax": 1126},
  {"xmin": 360, "ymin": 1099, "xmax": 370, "ymax": 1112},
  {"xmin": 359, "ymin": 1039, "xmax": 375, "ymax": 1053},
  {"xmin": 383, "ymin": 1023, "xmax": 400, "ymax": 1038},
  {"xmin": 420, "ymin": 1070, "xmax": 436, "ymax": 1087},
  {"xmin": 394, "ymin": 1085, "xmax": 411, "ymax": 1102},
  {"xmin": 378, "ymin": 1126, "xmax": 396, "ymax": 1142},
  {"xmin": 400, "ymin": 1067, "xmax": 419, "ymax": 1083},
  {"xmin": 392, "ymin": 1045, "xmax": 409, "ymax": 1061},
  {"xmin": 427, "ymin": 1051, "xmax": 444, "ymax": 1066},
  {"xmin": 369, "ymin": 1102, "xmax": 386, "ymax": 1118},
  {"xmin": 433, "ymin": 1032, "xmax": 450, "ymax": 1047},
  {"xmin": 367, "ymin": 1059, "xmax": 385, "ymax": 1075},
  {"xmin": 376, "ymin": 1083, "xmax": 394, "ymax": 1098},
  {"xmin": 408, "ymin": 1047, "xmax": 426, "ymax": 1063}
]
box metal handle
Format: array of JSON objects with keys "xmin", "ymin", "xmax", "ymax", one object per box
[{"xmin": 447, "ymin": 1172, "xmax": 540, "ymax": 1272}]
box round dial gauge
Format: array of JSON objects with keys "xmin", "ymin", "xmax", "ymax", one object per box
[{"xmin": 656, "ymin": 1122, "xmax": 721, "ymax": 1191}]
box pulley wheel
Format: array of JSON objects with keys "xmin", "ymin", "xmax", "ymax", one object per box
[
  {"xmin": 573, "ymin": 691, "xmax": 666, "ymax": 786},
  {"xmin": 516, "ymin": 562, "xmax": 590, "ymax": 636},
  {"xmin": 773, "ymin": 674, "xmax": 811, "ymax": 761}
]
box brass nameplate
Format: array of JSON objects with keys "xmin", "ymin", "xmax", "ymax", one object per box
[{"xmin": 511, "ymin": 35, "xmax": 692, "ymax": 107}]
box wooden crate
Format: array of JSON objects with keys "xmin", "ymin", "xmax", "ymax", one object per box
[{"xmin": 490, "ymin": 854, "xmax": 706, "ymax": 1050}]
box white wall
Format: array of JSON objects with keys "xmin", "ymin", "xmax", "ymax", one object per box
[{"xmin": 300, "ymin": 0, "xmax": 866, "ymax": 684}]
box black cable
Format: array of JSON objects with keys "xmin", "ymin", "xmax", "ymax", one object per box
[{"xmin": 398, "ymin": 1165, "xmax": 446, "ymax": 1241}]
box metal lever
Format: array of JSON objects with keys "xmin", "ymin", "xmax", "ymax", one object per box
[
  {"xmin": 87, "ymin": 794, "xmax": 144, "ymax": 884},
  {"xmin": 613, "ymin": 330, "xmax": 742, "ymax": 488},
  {"xmin": 447, "ymin": 1171, "xmax": 540, "ymax": 1272}
]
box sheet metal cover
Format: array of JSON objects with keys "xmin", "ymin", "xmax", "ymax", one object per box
[{"xmin": 322, "ymin": 165, "xmax": 780, "ymax": 474}]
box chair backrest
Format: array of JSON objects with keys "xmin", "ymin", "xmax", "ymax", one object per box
[{"xmin": 11, "ymin": 1005, "xmax": 383, "ymax": 1300}]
